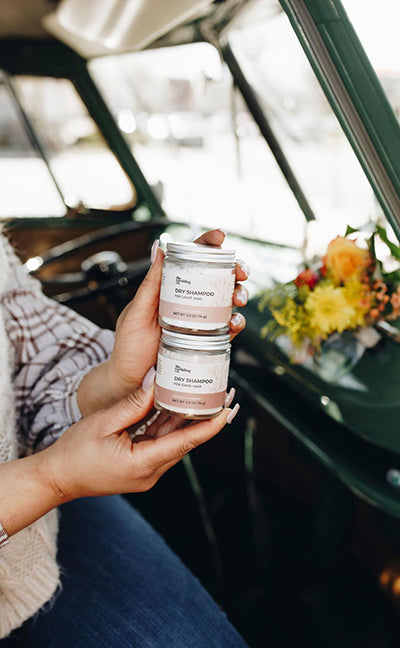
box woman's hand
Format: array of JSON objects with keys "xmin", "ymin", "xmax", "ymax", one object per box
[
  {"xmin": 77, "ymin": 228, "xmax": 249, "ymax": 416},
  {"xmin": 38, "ymin": 372, "xmax": 239, "ymax": 505},
  {"xmin": 0, "ymin": 373, "xmax": 238, "ymax": 537},
  {"xmin": 104, "ymin": 229, "xmax": 249, "ymax": 402}
]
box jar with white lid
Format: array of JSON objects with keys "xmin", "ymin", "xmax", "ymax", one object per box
[
  {"xmin": 159, "ymin": 242, "xmax": 236, "ymax": 333},
  {"xmin": 155, "ymin": 330, "xmax": 231, "ymax": 419}
]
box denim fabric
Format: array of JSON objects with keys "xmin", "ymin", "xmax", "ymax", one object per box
[{"xmin": 2, "ymin": 496, "xmax": 248, "ymax": 648}]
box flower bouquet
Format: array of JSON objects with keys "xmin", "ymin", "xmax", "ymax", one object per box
[{"xmin": 258, "ymin": 224, "xmax": 400, "ymax": 375}]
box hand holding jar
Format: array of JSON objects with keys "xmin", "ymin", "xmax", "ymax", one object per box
[{"xmin": 78, "ymin": 229, "xmax": 249, "ymax": 417}]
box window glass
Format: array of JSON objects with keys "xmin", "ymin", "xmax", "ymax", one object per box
[
  {"xmin": 228, "ymin": 1, "xmax": 380, "ymax": 248},
  {"xmin": 91, "ymin": 4, "xmax": 380, "ymax": 247},
  {"xmin": 90, "ymin": 43, "xmax": 306, "ymax": 246},
  {"xmin": 15, "ymin": 76, "xmax": 136, "ymax": 210},
  {"xmin": 0, "ymin": 72, "xmax": 65, "ymax": 218},
  {"xmin": 341, "ymin": 0, "xmax": 400, "ymax": 120}
]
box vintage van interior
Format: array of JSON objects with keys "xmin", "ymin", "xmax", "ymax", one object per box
[{"xmin": 2, "ymin": 0, "xmax": 400, "ymax": 645}]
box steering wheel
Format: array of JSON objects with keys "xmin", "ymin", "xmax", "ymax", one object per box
[{"xmin": 27, "ymin": 218, "xmax": 170, "ymax": 308}]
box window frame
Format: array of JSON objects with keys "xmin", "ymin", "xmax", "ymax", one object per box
[
  {"xmin": 0, "ymin": 38, "xmax": 163, "ymax": 222},
  {"xmin": 278, "ymin": 0, "xmax": 400, "ymax": 241}
]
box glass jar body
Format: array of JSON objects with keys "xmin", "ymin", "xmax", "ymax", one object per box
[
  {"xmin": 159, "ymin": 257, "xmax": 236, "ymax": 333},
  {"xmin": 154, "ymin": 343, "xmax": 231, "ymax": 419}
]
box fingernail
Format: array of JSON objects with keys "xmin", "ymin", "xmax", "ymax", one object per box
[
  {"xmin": 150, "ymin": 239, "xmax": 159, "ymax": 264},
  {"xmin": 226, "ymin": 403, "xmax": 240, "ymax": 424},
  {"xmin": 225, "ymin": 387, "xmax": 236, "ymax": 407},
  {"xmin": 235, "ymin": 287, "xmax": 248, "ymax": 305},
  {"xmin": 230, "ymin": 312, "xmax": 244, "ymax": 328},
  {"xmin": 142, "ymin": 366, "xmax": 156, "ymax": 391},
  {"xmin": 238, "ymin": 260, "xmax": 250, "ymax": 277},
  {"xmin": 218, "ymin": 228, "xmax": 227, "ymax": 237}
]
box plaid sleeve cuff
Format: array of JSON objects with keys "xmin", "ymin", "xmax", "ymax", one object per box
[{"xmin": 64, "ymin": 365, "xmax": 95, "ymax": 426}]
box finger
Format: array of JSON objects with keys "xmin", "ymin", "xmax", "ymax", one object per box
[
  {"xmin": 127, "ymin": 239, "xmax": 165, "ymax": 317},
  {"xmin": 144, "ymin": 410, "xmax": 171, "ymax": 438},
  {"xmin": 152, "ymin": 404, "xmax": 240, "ymax": 479},
  {"xmin": 229, "ymin": 312, "xmax": 246, "ymax": 339},
  {"xmin": 225, "ymin": 387, "xmax": 236, "ymax": 408},
  {"xmin": 235, "ymin": 259, "xmax": 250, "ymax": 282},
  {"xmin": 139, "ymin": 406, "xmax": 238, "ymax": 470},
  {"xmin": 102, "ymin": 367, "xmax": 156, "ymax": 433},
  {"xmin": 233, "ymin": 283, "xmax": 248, "ymax": 307},
  {"xmin": 155, "ymin": 415, "xmax": 187, "ymax": 438},
  {"xmin": 194, "ymin": 229, "xmax": 226, "ymax": 247}
]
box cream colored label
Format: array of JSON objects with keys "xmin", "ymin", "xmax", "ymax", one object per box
[
  {"xmin": 159, "ymin": 264, "xmax": 235, "ymax": 326},
  {"xmin": 155, "ymin": 352, "xmax": 229, "ymax": 412}
]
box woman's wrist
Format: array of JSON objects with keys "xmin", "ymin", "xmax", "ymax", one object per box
[
  {"xmin": 0, "ymin": 453, "xmax": 64, "ymax": 537},
  {"xmin": 33, "ymin": 448, "xmax": 71, "ymax": 508}
]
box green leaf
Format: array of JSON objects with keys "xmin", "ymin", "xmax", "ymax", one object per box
[
  {"xmin": 345, "ymin": 222, "xmax": 374, "ymax": 237},
  {"xmin": 367, "ymin": 233, "xmax": 376, "ymax": 258},
  {"xmin": 345, "ymin": 224, "xmax": 359, "ymax": 236},
  {"xmin": 381, "ymin": 268, "xmax": 400, "ymax": 285},
  {"xmin": 376, "ymin": 225, "xmax": 400, "ymax": 261}
]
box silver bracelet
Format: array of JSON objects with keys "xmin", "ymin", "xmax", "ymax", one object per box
[{"xmin": 0, "ymin": 522, "xmax": 9, "ymax": 548}]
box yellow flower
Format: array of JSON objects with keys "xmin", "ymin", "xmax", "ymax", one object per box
[
  {"xmin": 271, "ymin": 299, "xmax": 301, "ymax": 334},
  {"xmin": 271, "ymin": 298, "xmax": 309, "ymax": 346},
  {"xmin": 305, "ymin": 283, "xmax": 357, "ymax": 338},
  {"xmin": 342, "ymin": 278, "xmax": 371, "ymax": 327},
  {"xmin": 325, "ymin": 236, "xmax": 370, "ymax": 284}
]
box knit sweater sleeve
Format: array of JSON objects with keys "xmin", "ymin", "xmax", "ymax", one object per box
[{"xmin": 0, "ymin": 237, "xmax": 115, "ymax": 455}]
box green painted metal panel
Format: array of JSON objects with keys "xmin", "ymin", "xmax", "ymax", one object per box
[
  {"xmin": 241, "ymin": 298, "xmax": 400, "ymax": 456},
  {"xmin": 305, "ymin": 0, "xmax": 341, "ymax": 22},
  {"xmin": 279, "ymin": 0, "xmax": 400, "ymax": 241},
  {"xmin": 319, "ymin": 21, "xmax": 400, "ymax": 192},
  {"xmin": 231, "ymin": 364, "xmax": 400, "ymax": 518}
]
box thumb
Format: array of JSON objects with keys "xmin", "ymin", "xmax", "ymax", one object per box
[
  {"xmin": 103, "ymin": 367, "xmax": 156, "ymax": 433},
  {"xmin": 131, "ymin": 240, "xmax": 164, "ymax": 315}
]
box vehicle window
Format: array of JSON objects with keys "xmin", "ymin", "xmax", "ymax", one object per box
[
  {"xmin": 90, "ymin": 42, "xmax": 307, "ymax": 246},
  {"xmin": 91, "ymin": 7, "xmax": 380, "ymax": 247},
  {"xmin": 227, "ymin": 0, "xmax": 382, "ymax": 248},
  {"xmin": 341, "ymin": 0, "xmax": 400, "ymax": 120},
  {"xmin": 0, "ymin": 71, "xmax": 65, "ymax": 218},
  {"xmin": 14, "ymin": 76, "xmax": 136, "ymax": 211}
]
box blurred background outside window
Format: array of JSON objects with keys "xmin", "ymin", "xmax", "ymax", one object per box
[
  {"xmin": 0, "ymin": 72, "xmax": 65, "ymax": 218},
  {"xmin": 90, "ymin": 0, "xmax": 384, "ymax": 246},
  {"xmin": 0, "ymin": 75, "xmax": 135, "ymax": 218},
  {"xmin": 2, "ymin": 0, "xmax": 400, "ymax": 242}
]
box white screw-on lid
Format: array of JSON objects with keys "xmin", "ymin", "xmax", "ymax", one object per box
[
  {"xmin": 166, "ymin": 242, "xmax": 236, "ymax": 264},
  {"xmin": 161, "ymin": 329, "xmax": 231, "ymax": 351}
]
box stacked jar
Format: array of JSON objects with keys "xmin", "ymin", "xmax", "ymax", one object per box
[{"xmin": 154, "ymin": 241, "xmax": 236, "ymax": 420}]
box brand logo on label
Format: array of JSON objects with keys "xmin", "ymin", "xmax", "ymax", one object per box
[
  {"xmin": 176, "ymin": 276, "xmax": 191, "ymax": 286},
  {"xmin": 174, "ymin": 364, "xmax": 191, "ymax": 374}
]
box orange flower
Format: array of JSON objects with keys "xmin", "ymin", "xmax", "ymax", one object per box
[
  {"xmin": 373, "ymin": 280, "xmax": 386, "ymax": 291},
  {"xmin": 325, "ymin": 236, "xmax": 371, "ymax": 284}
]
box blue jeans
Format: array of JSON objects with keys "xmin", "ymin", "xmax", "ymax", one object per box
[{"xmin": 2, "ymin": 496, "xmax": 248, "ymax": 647}]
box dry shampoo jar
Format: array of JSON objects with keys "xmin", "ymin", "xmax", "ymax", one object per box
[
  {"xmin": 159, "ymin": 242, "xmax": 236, "ymax": 333},
  {"xmin": 155, "ymin": 330, "xmax": 231, "ymax": 419}
]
